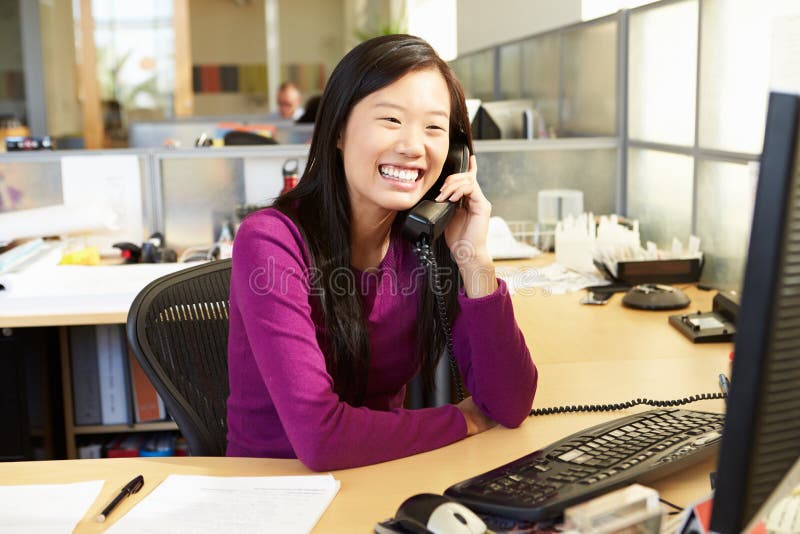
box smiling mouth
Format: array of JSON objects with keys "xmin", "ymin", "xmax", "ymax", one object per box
[{"xmin": 379, "ymin": 164, "xmax": 423, "ymax": 183}]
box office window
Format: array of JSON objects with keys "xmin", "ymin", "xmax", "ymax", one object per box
[
  {"xmin": 92, "ymin": 0, "xmax": 175, "ymax": 144},
  {"xmin": 498, "ymin": 42, "xmax": 522, "ymax": 100},
  {"xmin": 561, "ymin": 19, "xmax": 617, "ymax": 136},
  {"xmin": 628, "ymin": 0, "xmax": 697, "ymax": 146},
  {"xmin": 698, "ymin": 0, "xmax": 800, "ymax": 154},
  {"xmin": 520, "ymin": 33, "xmax": 560, "ymax": 135},
  {"xmin": 626, "ymin": 148, "xmax": 693, "ymax": 247},
  {"xmin": 695, "ymin": 159, "xmax": 755, "ymax": 290}
]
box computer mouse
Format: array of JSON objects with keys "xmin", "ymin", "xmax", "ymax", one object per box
[{"xmin": 393, "ymin": 493, "xmax": 487, "ymax": 534}]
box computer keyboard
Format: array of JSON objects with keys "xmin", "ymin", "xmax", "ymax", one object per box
[{"xmin": 444, "ymin": 408, "xmax": 724, "ymax": 522}]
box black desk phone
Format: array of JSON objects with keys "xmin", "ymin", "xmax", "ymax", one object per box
[
  {"xmin": 401, "ymin": 144, "xmax": 470, "ymax": 244},
  {"xmin": 401, "ymin": 143, "xmax": 470, "ymax": 403}
]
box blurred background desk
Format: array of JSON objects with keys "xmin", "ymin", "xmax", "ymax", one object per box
[
  {"xmin": 0, "ymin": 259, "xmax": 731, "ymax": 531},
  {"xmin": 0, "ymin": 262, "xmax": 199, "ymax": 459}
]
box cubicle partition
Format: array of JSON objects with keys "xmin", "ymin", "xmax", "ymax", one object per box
[
  {"xmin": 0, "ymin": 138, "xmax": 620, "ymax": 254},
  {"xmin": 452, "ymin": 0, "xmax": 784, "ymax": 290}
]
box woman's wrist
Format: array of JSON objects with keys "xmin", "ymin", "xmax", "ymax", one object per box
[{"xmin": 458, "ymin": 253, "xmax": 497, "ymax": 298}]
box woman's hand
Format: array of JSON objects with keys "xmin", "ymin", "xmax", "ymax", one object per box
[
  {"xmin": 457, "ymin": 396, "xmax": 498, "ymax": 436},
  {"xmin": 435, "ymin": 155, "xmax": 497, "ymax": 297}
]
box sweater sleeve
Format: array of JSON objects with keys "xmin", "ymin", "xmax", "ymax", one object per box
[
  {"xmin": 230, "ymin": 212, "xmax": 468, "ymax": 471},
  {"xmin": 452, "ymin": 278, "xmax": 538, "ymax": 428}
]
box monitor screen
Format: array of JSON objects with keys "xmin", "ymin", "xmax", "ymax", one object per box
[
  {"xmin": 471, "ymin": 99, "xmax": 535, "ymax": 140},
  {"xmin": 710, "ymin": 92, "xmax": 800, "ymax": 533}
]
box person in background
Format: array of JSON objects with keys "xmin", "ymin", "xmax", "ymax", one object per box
[
  {"xmin": 295, "ymin": 95, "xmax": 321, "ymax": 124},
  {"xmin": 276, "ymin": 82, "xmax": 304, "ymax": 120},
  {"xmin": 226, "ymin": 34, "xmax": 538, "ymax": 470}
]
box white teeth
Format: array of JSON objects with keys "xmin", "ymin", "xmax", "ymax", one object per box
[{"xmin": 380, "ymin": 165, "xmax": 420, "ymax": 183}]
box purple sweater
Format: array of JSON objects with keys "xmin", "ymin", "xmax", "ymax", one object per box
[{"xmin": 226, "ymin": 208, "xmax": 537, "ymax": 470}]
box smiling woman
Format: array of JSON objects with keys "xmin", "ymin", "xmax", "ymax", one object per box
[
  {"xmin": 226, "ymin": 34, "xmax": 538, "ymax": 471},
  {"xmin": 338, "ymin": 69, "xmax": 451, "ymax": 215}
]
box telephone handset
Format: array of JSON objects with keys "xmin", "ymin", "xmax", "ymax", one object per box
[
  {"xmin": 401, "ymin": 144, "xmax": 470, "ymax": 245},
  {"xmin": 402, "ymin": 143, "xmax": 471, "ymax": 403}
]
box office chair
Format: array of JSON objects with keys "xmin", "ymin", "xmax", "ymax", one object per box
[
  {"xmin": 127, "ymin": 259, "xmax": 232, "ymax": 456},
  {"xmin": 222, "ymin": 130, "xmax": 278, "ymax": 146}
]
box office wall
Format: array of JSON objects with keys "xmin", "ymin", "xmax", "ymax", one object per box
[
  {"xmin": 457, "ymin": 0, "xmax": 581, "ymax": 55},
  {"xmin": 279, "ymin": 0, "xmax": 344, "ymax": 77},
  {"xmin": 189, "ymin": 0, "xmax": 269, "ymax": 115},
  {"xmin": 189, "ymin": 0, "xmax": 344, "ymax": 116}
]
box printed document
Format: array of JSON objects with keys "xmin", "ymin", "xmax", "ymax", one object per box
[
  {"xmin": 0, "ymin": 480, "xmax": 104, "ymax": 534},
  {"xmin": 105, "ymin": 474, "xmax": 340, "ymax": 534}
]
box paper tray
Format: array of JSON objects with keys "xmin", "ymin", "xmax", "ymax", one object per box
[{"xmin": 595, "ymin": 257, "xmax": 703, "ymax": 285}]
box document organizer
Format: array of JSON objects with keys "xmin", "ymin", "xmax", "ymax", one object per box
[{"xmin": 595, "ymin": 257, "xmax": 703, "ymax": 285}]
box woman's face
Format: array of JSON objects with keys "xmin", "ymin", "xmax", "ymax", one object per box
[{"xmin": 338, "ymin": 68, "xmax": 451, "ymax": 217}]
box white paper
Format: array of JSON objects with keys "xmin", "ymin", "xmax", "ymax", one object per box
[
  {"xmin": 0, "ymin": 480, "xmax": 104, "ymax": 534},
  {"xmin": 487, "ymin": 217, "xmax": 541, "ymax": 260},
  {"xmin": 60, "ymin": 155, "xmax": 144, "ymax": 253},
  {"xmin": 0, "ymin": 262, "xmax": 192, "ymax": 298},
  {"xmin": 496, "ymin": 262, "xmax": 607, "ymax": 296},
  {"xmin": 105, "ymin": 474, "xmax": 340, "ymax": 534}
]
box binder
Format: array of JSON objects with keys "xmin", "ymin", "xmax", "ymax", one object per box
[
  {"xmin": 129, "ymin": 351, "xmax": 166, "ymax": 423},
  {"xmin": 69, "ymin": 326, "xmax": 102, "ymax": 426},
  {"xmin": 96, "ymin": 325, "xmax": 132, "ymax": 425}
]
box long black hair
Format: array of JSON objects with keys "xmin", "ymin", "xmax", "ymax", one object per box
[{"xmin": 273, "ymin": 34, "xmax": 474, "ymax": 405}]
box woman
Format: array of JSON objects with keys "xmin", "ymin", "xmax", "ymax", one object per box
[{"xmin": 226, "ymin": 34, "xmax": 537, "ymax": 470}]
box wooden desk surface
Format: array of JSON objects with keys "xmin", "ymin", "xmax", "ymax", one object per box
[
  {"xmin": 0, "ymin": 267, "xmax": 731, "ymax": 532},
  {"xmin": 0, "ymin": 360, "xmax": 724, "ymax": 533}
]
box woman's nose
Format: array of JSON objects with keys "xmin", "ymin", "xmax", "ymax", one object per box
[{"xmin": 395, "ymin": 129, "xmax": 425, "ymax": 157}]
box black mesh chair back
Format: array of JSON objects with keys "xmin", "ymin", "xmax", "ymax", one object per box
[
  {"xmin": 223, "ymin": 130, "xmax": 278, "ymax": 145},
  {"xmin": 127, "ymin": 260, "xmax": 232, "ymax": 456}
]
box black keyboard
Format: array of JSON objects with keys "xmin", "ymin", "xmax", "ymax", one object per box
[{"xmin": 444, "ymin": 409, "xmax": 724, "ymax": 522}]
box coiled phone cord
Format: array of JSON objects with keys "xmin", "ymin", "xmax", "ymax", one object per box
[
  {"xmin": 529, "ymin": 392, "xmax": 727, "ymax": 416},
  {"xmin": 413, "ymin": 239, "xmax": 465, "ymax": 403}
]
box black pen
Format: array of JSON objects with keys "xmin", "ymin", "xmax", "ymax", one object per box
[{"xmin": 95, "ymin": 475, "xmax": 144, "ymax": 523}]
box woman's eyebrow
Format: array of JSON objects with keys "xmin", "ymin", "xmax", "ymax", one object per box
[{"xmin": 372, "ymin": 101, "xmax": 449, "ymax": 118}]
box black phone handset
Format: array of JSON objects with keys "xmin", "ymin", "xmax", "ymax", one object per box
[{"xmin": 402, "ymin": 144, "xmax": 471, "ymax": 403}]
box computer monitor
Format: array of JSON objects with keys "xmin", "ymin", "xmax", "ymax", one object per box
[
  {"xmin": 709, "ymin": 92, "xmax": 800, "ymax": 533},
  {"xmin": 471, "ymin": 99, "xmax": 535, "ymax": 140}
]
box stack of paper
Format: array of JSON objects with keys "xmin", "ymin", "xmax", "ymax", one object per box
[
  {"xmin": 0, "ymin": 480, "xmax": 104, "ymax": 533},
  {"xmin": 106, "ymin": 474, "xmax": 340, "ymax": 534}
]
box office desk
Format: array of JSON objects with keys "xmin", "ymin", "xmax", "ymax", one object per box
[{"xmin": 0, "ymin": 267, "xmax": 731, "ymax": 532}]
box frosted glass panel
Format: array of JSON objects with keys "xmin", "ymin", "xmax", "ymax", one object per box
[
  {"xmin": 498, "ymin": 43, "xmax": 522, "ymax": 100},
  {"xmin": 468, "ymin": 50, "xmax": 496, "ymax": 102},
  {"xmin": 0, "ymin": 161, "xmax": 62, "ymax": 212},
  {"xmin": 626, "ymin": 148, "xmax": 693, "ymax": 247},
  {"xmin": 628, "ymin": 1, "xmax": 697, "ymax": 146},
  {"xmin": 450, "ymin": 57, "xmax": 471, "ymax": 96},
  {"xmin": 521, "ymin": 34, "xmax": 560, "ymax": 136},
  {"xmin": 699, "ymin": 0, "xmax": 800, "ymax": 154},
  {"xmin": 476, "ymin": 148, "xmax": 617, "ymax": 222},
  {"xmin": 696, "ymin": 160, "xmax": 756, "ymax": 290},
  {"xmin": 562, "ymin": 20, "xmax": 617, "ymax": 136},
  {"xmin": 161, "ymin": 158, "xmax": 245, "ymax": 251}
]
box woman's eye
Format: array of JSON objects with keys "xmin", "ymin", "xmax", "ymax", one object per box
[
  {"xmin": 427, "ymin": 124, "xmax": 446, "ymax": 131},
  {"xmin": 381, "ymin": 117, "xmax": 401, "ymax": 124}
]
